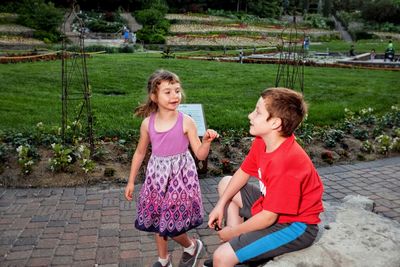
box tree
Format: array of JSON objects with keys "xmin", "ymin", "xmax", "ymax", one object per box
[
  {"xmin": 361, "ymin": 0, "xmax": 400, "ymax": 24},
  {"xmin": 247, "ymin": 0, "xmax": 281, "ymax": 18},
  {"xmin": 17, "ymin": 0, "xmax": 63, "ymax": 41}
]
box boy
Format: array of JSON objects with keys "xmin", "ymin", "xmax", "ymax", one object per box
[{"xmin": 204, "ymin": 88, "xmax": 324, "ymax": 267}]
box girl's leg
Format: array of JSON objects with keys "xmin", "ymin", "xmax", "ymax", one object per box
[
  {"xmin": 171, "ymin": 232, "xmax": 192, "ymax": 248},
  {"xmin": 155, "ymin": 234, "xmax": 169, "ymax": 259},
  {"xmin": 218, "ymin": 176, "xmax": 244, "ymax": 226},
  {"xmin": 213, "ymin": 242, "xmax": 239, "ymax": 267}
]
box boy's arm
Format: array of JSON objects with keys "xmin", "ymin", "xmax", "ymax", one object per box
[
  {"xmin": 218, "ymin": 210, "xmax": 278, "ymax": 242},
  {"xmin": 208, "ymin": 168, "xmax": 250, "ymax": 229}
]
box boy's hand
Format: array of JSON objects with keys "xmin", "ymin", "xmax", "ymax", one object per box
[
  {"xmin": 124, "ymin": 183, "xmax": 135, "ymax": 201},
  {"xmin": 207, "ymin": 204, "xmax": 224, "ymax": 230},
  {"xmin": 218, "ymin": 226, "xmax": 236, "ymax": 242},
  {"xmin": 202, "ymin": 129, "xmax": 219, "ymax": 143}
]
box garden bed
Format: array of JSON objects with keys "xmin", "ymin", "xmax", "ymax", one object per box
[{"xmin": 0, "ymin": 107, "xmax": 399, "ymax": 188}]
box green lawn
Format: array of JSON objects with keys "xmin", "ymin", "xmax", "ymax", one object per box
[{"xmin": 0, "ymin": 52, "xmax": 399, "ymax": 136}]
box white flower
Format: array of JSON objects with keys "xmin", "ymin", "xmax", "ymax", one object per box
[
  {"xmin": 67, "ymin": 155, "xmax": 72, "ymax": 163},
  {"xmin": 16, "ymin": 145, "xmax": 23, "ymax": 153},
  {"xmin": 78, "ymin": 145, "xmax": 85, "ymax": 153},
  {"xmin": 36, "ymin": 122, "xmax": 43, "ymax": 128}
]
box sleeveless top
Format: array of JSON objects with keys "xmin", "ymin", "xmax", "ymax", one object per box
[{"xmin": 149, "ymin": 112, "xmax": 189, "ymax": 157}]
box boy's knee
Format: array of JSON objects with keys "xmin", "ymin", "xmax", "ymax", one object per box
[{"xmin": 218, "ymin": 176, "xmax": 232, "ymax": 196}]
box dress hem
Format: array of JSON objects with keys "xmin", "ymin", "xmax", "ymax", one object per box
[{"xmin": 134, "ymin": 220, "xmax": 203, "ymax": 237}]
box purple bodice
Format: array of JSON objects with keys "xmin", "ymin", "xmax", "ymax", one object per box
[{"xmin": 149, "ymin": 112, "xmax": 189, "ymax": 156}]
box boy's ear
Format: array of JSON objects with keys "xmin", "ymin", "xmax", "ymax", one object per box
[{"xmin": 271, "ymin": 118, "xmax": 282, "ymax": 130}]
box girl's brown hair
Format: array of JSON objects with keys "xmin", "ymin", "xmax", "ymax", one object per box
[
  {"xmin": 261, "ymin": 87, "xmax": 307, "ymax": 137},
  {"xmin": 134, "ymin": 69, "xmax": 184, "ymax": 118}
]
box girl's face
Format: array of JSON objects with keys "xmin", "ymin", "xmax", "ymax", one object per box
[{"xmin": 152, "ymin": 80, "xmax": 182, "ymax": 111}]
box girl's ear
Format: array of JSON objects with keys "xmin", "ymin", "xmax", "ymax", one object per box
[{"xmin": 150, "ymin": 93, "xmax": 157, "ymax": 103}]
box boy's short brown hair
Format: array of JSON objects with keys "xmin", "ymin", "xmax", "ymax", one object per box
[{"xmin": 261, "ymin": 87, "xmax": 307, "ymax": 137}]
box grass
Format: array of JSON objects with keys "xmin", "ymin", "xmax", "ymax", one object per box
[{"xmin": 0, "ymin": 52, "xmax": 399, "ymax": 137}]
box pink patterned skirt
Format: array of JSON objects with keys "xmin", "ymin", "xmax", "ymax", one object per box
[{"xmin": 135, "ymin": 150, "xmax": 204, "ymax": 236}]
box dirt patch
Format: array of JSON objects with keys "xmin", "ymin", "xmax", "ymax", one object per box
[{"xmin": 0, "ymin": 135, "xmax": 398, "ymax": 188}]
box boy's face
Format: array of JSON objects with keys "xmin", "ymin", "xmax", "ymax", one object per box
[{"xmin": 248, "ymin": 97, "xmax": 277, "ymax": 137}]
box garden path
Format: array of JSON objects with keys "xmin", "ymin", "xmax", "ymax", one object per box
[{"xmin": 0, "ymin": 157, "xmax": 399, "ymax": 266}]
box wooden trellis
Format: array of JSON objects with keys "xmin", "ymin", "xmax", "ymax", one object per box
[
  {"xmin": 60, "ymin": 2, "xmax": 94, "ymax": 153},
  {"xmin": 275, "ymin": 15, "xmax": 305, "ymax": 93}
]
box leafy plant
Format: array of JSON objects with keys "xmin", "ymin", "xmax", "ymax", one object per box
[
  {"xmin": 391, "ymin": 137, "xmax": 400, "ymax": 153},
  {"xmin": 375, "ymin": 134, "xmax": 392, "ymax": 155},
  {"xmin": 75, "ymin": 144, "xmax": 95, "ymax": 173},
  {"xmin": 360, "ymin": 140, "xmax": 374, "ymax": 153},
  {"xmin": 353, "ymin": 128, "xmax": 369, "ymax": 141},
  {"xmin": 16, "ymin": 144, "xmax": 38, "ymax": 175},
  {"xmin": 48, "ymin": 143, "xmax": 74, "ymax": 172}
]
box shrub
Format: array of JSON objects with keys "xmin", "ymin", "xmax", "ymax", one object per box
[
  {"xmin": 391, "ymin": 137, "xmax": 400, "ymax": 152},
  {"xmin": 49, "ymin": 143, "xmax": 74, "ymax": 172},
  {"xmin": 75, "ymin": 144, "xmax": 95, "ymax": 173},
  {"xmin": 16, "ymin": 0, "xmax": 63, "ymax": 42},
  {"xmin": 361, "ymin": 140, "xmax": 374, "ymax": 153},
  {"xmin": 375, "ymin": 134, "xmax": 392, "ymax": 155},
  {"xmin": 16, "ymin": 144, "xmax": 39, "ymax": 175},
  {"xmin": 353, "ymin": 128, "xmax": 369, "ymax": 141}
]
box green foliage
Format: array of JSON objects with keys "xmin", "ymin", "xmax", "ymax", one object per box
[
  {"xmin": 48, "ymin": 143, "xmax": 74, "ymax": 172},
  {"xmin": 391, "ymin": 137, "xmax": 400, "ymax": 152},
  {"xmin": 135, "ymin": 8, "xmax": 170, "ymax": 44},
  {"xmin": 375, "ymin": 134, "xmax": 392, "ymax": 155},
  {"xmin": 247, "ymin": 0, "xmax": 281, "ymax": 19},
  {"xmin": 303, "ymin": 14, "xmax": 332, "ymax": 29},
  {"xmin": 360, "ymin": 140, "xmax": 374, "ymax": 153},
  {"xmin": 16, "ymin": 144, "xmax": 39, "ymax": 175},
  {"xmin": 16, "ymin": 0, "xmax": 63, "ymax": 42},
  {"xmin": 361, "ymin": 0, "xmax": 400, "ymax": 24},
  {"xmin": 353, "ymin": 129, "xmax": 369, "ymax": 141},
  {"xmin": 77, "ymin": 11, "xmax": 126, "ymax": 33},
  {"xmin": 0, "ymin": 144, "xmax": 8, "ymax": 173},
  {"xmin": 76, "ymin": 144, "xmax": 95, "ymax": 173}
]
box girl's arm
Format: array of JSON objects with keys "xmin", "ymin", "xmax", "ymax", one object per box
[
  {"xmin": 124, "ymin": 118, "xmax": 150, "ymax": 201},
  {"xmin": 184, "ymin": 114, "xmax": 218, "ymax": 161}
]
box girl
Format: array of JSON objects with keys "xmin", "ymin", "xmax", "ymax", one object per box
[{"xmin": 124, "ymin": 69, "xmax": 219, "ymax": 267}]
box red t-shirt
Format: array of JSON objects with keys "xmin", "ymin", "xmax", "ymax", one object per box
[{"xmin": 241, "ymin": 135, "xmax": 324, "ymax": 224}]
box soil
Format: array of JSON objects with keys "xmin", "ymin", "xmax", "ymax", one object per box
[{"xmin": 0, "ymin": 135, "xmax": 398, "ymax": 188}]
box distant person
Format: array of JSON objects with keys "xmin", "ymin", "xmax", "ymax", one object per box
[
  {"xmin": 204, "ymin": 88, "xmax": 324, "ymax": 267},
  {"xmin": 385, "ymin": 40, "xmax": 395, "ymax": 62},
  {"xmin": 370, "ymin": 49, "xmax": 376, "ymax": 61},
  {"xmin": 239, "ymin": 50, "xmax": 244, "ymax": 64},
  {"xmin": 124, "ymin": 29, "xmax": 129, "ymax": 43},
  {"xmin": 388, "ymin": 40, "xmax": 394, "ymax": 50},
  {"xmin": 303, "ymin": 36, "xmax": 310, "ymax": 51},
  {"xmin": 124, "ymin": 69, "xmax": 219, "ymax": 267},
  {"xmin": 349, "ymin": 44, "xmax": 356, "ymax": 57}
]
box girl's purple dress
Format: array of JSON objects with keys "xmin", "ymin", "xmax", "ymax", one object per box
[{"xmin": 135, "ymin": 112, "xmax": 204, "ymax": 237}]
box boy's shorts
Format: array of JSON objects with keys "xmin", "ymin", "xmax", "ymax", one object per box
[{"xmin": 229, "ymin": 183, "xmax": 319, "ymax": 264}]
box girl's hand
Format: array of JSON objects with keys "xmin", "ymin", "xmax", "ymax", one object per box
[
  {"xmin": 202, "ymin": 129, "xmax": 219, "ymax": 143},
  {"xmin": 124, "ymin": 183, "xmax": 135, "ymax": 201}
]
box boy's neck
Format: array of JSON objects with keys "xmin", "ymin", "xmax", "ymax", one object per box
[{"xmin": 262, "ymin": 133, "xmax": 287, "ymax": 153}]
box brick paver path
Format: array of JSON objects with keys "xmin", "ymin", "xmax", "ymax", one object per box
[{"xmin": 0, "ymin": 157, "xmax": 399, "ymax": 266}]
